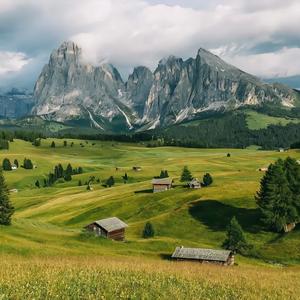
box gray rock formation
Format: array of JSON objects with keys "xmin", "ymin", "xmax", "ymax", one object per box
[
  {"xmin": 33, "ymin": 41, "xmax": 133, "ymax": 130},
  {"xmin": 142, "ymin": 49, "xmax": 296, "ymax": 128},
  {"xmin": 32, "ymin": 41, "xmax": 298, "ymax": 131},
  {"xmin": 0, "ymin": 88, "xmax": 34, "ymax": 119}
]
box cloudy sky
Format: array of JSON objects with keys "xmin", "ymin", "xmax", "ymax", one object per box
[{"xmin": 0, "ymin": 0, "xmax": 300, "ymax": 89}]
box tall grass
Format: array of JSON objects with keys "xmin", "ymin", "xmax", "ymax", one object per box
[{"xmin": 0, "ymin": 255, "xmax": 299, "ymax": 299}]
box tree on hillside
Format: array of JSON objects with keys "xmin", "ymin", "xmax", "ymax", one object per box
[
  {"xmin": 32, "ymin": 138, "xmax": 41, "ymax": 147},
  {"xmin": 23, "ymin": 158, "xmax": 33, "ymax": 170},
  {"xmin": 78, "ymin": 180, "xmax": 82, "ymax": 186},
  {"xmin": 222, "ymin": 217, "xmax": 249, "ymax": 254},
  {"xmin": 0, "ymin": 168, "xmax": 14, "ymax": 225},
  {"xmin": 50, "ymin": 141, "xmax": 56, "ymax": 148},
  {"xmin": 180, "ymin": 166, "xmax": 192, "ymax": 182},
  {"xmin": 2, "ymin": 158, "xmax": 12, "ymax": 171},
  {"xmin": 203, "ymin": 173, "xmax": 213, "ymax": 187},
  {"xmin": 64, "ymin": 173, "xmax": 72, "ymax": 181},
  {"xmin": 160, "ymin": 170, "xmax": 169, "ymax": 178},
  {"xmin": 122, "ymin": 173, "xmax": 128, "ymax": 183},
  {"xmin": 35, "ymin": 180, "xmax": 40, "ymax": 188},
  {"xmin": 14, "ymin": 159, "xmax": 19, "ymax": 168},
  {"xmin": 227, "ymin": 153, "xmax": 231, "ymax": 157},
  {"xmin": 142, "ymin": 222, "xmax": 155, "ymax": 238},
  {"xmin": 65, "ymin": 163, "xmax": 73, "ymax": 176},
  {"xmin": 256, "ymin": 158, "xmax": 299, "ymax": 232},
  {"xmin": 106, "ymin": 176, "xmax": 115, "ymax": 187},
  {"xmin": 63, "ymin": 140, "xmax": 67, "ymax": 147}
]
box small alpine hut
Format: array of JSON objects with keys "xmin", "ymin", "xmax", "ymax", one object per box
[
  {"xmin": 152, "ymin": 177, "xmax": 172, "ymax": 193},
  {"xmin": 171, "ymin": 246, "xmax": 234, "ymax": 266},
  {"xmin": 85, "ymin": 217, "xmax": 128, "ymax": 241},
  {"xmin": 189, "ymin": 178, "xmax": 201, "ymax": 189},
  {"xmin": 132, "ymin": 166, "xmax": 142, "ymax": 171}
]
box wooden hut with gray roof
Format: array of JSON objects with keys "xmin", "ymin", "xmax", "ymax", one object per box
[
  {"xmin": 172, "ymin": 246, "xmax": 234, "ymax": 266},
  {"xmin": 152, "ymin": 178, "xmax": 173, "ymax": 193},
  {"xmin": 85, "ymin": 217, "xmax": 128, "ymax": 241}
]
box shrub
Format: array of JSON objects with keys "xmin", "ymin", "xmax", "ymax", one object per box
[{"xmin": 142, "ymin": 222, "xmax": 155, "ymax": 238}]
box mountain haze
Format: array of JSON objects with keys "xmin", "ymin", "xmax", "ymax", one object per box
[{"xmin": 32, "ymin": 41, "xmax": 298, "ymax": 131}]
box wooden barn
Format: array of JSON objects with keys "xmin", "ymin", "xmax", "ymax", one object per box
[
  {"xmin": 132, "ymin": 166, "xmax": 142, "ymax": 171},
  {"xmin": 189, "ymin": 178, "xmax": 201, "ymax": 189},
  {"xmin": 171, "ymin": 246, "xmax": 234, "ymax": 266},
  {"xmin": 85, "ymin": 217, "xmax": 128, "ymax": 241},
  {"xmin": 152, "ymin": 178, "xmax": 172, "ymax": 193}
]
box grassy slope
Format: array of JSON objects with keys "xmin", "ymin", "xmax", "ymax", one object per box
[
  {"xmin": 245, "ymin": 110, "xmax": 300, "ymax": 130},
  {"xmin": 0, "ymin": 139, "xmax": 300, "ymax": 298}
]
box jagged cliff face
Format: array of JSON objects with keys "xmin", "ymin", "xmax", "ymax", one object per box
[
  {"xmin": 32, "ymin": 41, "xmax": 297, "ymax": 131},
  {"xmin": 142, "ymin": 49, "xmax": 296, "ymax": 128},
  {"xmin": 33, "ymin": 41, "xmax": 132, "ymax": 129}
]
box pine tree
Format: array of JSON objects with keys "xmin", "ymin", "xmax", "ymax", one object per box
[
  {"xmin": 66, "ymin": 163, "xmax": 73, "ymax": 176},
  {"xmin": 51, "ymin": 141, "xmax": 56, "ymax": 148},
  {"xmin": 2, "ymin": 158, "xmax": 12, "ymax": 171},
  {"xmin": 203, "ymin": 173, "xmax": 213, "ymax": 186},
  {"xmin": 23, "ymin": 158, "xmax": 33, "ymax": 170},
  {"xmin": 0, "ymin": 168, "xmax": 14, "ymax": 225},
  {"xmin": 122, "ymin": 173, "xmax": 128, "ymax": 183},
  {"xmin": 106, "ymin": 176, "xmax": 115, "ymax": 187},
  {"xmin": 256, "ymin": 159, "xmax": 298, "ymax": 232},
  {"xmin": 14, "ymin": 159, "xmax": 19, "ymax": 168},
  {"xmin": 222, "ymin": 217, "xmax": 249, "ymax": 253},
  {"xmin": 64, "ymin": 173, "xmax": 72, "ymax": 181},
  {"xmin": 63, "ymin": 140, "xmax": 67, "ymax": 147},
  {"xmin": 159, "ymin": 170, "xmax": 169, "ymax": 178},
  {"xmin": 35, "ymin": 180, "xmax": 40, "ymax": 188},
  {"xmin": 33, "ymin": 139, "xmax": 41, "ymax": 147},
  {"xmin": 142, "ymin": 222, "xmax": 155, "ymax": 238},
  {"xmin": 180, "ymin": 166, "xmax": 192, "ymax": 182},
  {"xmin": 77, "ymin": 167, "xmax": 83, "ymax": 174},
  {"xmin": 78, "ymin": 180, "xmax": 82, "ymax": 186}
]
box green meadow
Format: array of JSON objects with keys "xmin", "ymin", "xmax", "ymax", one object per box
[{"xmin": 0, "ymin": 139, "xmax": 300, "ymax": 298}]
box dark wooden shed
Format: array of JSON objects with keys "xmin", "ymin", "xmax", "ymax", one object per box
[
  {"xmin": 85, "ymin": 217, "xmax": 128, "ymax": 241},
  {"xmin": 171, "ymin": 246, "xmax": 234, "ymax": 266}
]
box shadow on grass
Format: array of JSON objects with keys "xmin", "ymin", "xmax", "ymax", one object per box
[
  {"xmin": 160, "ymin": 253, "xmax": 172, "ymax": 260},
  {"xmin": 189, "ymin": 200, "xmax": 264, "ymax": 233},
  {"xmin": 134, "ymin": 189, "xmax": 153, "ymax": 194}
]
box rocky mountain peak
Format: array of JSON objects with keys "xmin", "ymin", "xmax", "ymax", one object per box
[{"xmin": 32, "ymin": 41, "xmax": 298, "ymax": 131}]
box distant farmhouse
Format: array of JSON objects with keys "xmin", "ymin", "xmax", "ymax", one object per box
[
  {"xmin": 11, "ymin": 164, "xmax": 18, "ymax": 170},
  {"xmin": 258, "ymin": 167, "xmax": 268, "ymax": 172},
  {"xmin": 278, "ymin": 148, "xmax": 286, "ymax": 153},
  {"xmin": 189, "ymin": 178, "xmax": 201, "ymax": 189},
  {"xmin": 85, "ymin": 217, "xmax": 128, "ymax": 241},
  {"xmin": 152, "ymin": 178, "xmax": 172, "ymax": 193},
  {"xmin": 132, "ymin": 166, "xmax": 142, "ymax": 171},
  {"xmin": 171, "ymin": 246, "xmax": 234, "ymax": 266}
]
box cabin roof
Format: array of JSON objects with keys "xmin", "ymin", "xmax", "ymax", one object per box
[
  {"xmin": 172, "ymin": 247, "xmax": 232, "ymax": 262},
  {"xmin": 190, "ymin": 178, "xmax": 200, "ymax": 184},
  {"xmin": 94, "ymin": 217, "xmax": 128, "ymax": 232},
  {"xmin": 152, "ymin": 178, "xmax": 172, "ymax": 185}
]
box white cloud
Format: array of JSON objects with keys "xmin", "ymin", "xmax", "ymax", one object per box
[
  {"xmin": 0, "ymin": 51, "xmax": 30, "ymax": 76},
  {"xmin": 0, "ymin": 0, "xmax": 300, "ymax": 87},
  {"xmin": 213, "ymin": 47, "xmax": 300, "ymax": 78}
]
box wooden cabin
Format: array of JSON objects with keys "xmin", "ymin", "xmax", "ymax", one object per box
[
  {"xmin": 189, "ymin": 178, "xmax": 201, "ymax": 189},
  {"xmin": 152, "ymin": 178, "xmax": 172, "ymax": 193},
  {"xmin": 85, "ymin": 217, "xmax": 128, "ymax": 241},
  {"xmin": 132, "ymin": 166, "xmax": 142, "ymax": 171},
  {"xmin": 171, "ymin": 246, "xmax": 234, "ymax": 266}
]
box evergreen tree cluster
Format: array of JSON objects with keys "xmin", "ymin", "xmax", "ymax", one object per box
[
  {"xmin": 32, "ymin": 138, "xmax": 41, "ymax": 147},
  {"xmin": 159, "ymin": 170, "xmax": 169, "ymax": 178},
  {"xmin": 2, "ymin": 158, "xmax": 20, "ymax": 171},
  {"xmin": 41, "ymin": 163, "xmax": 83, "ymax": 187},
  {"xmin": 0, "ymin": 139, "xmax": 9, "ymax": 150},
  {"xmin": 180, "ymin": 166, "xmax": 213, "ymax": 187},
  {"xmin": 256, "ymin": 157, "xmax": 300, "ymax": 232}
]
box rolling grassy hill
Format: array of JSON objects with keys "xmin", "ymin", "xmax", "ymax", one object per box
[{"xmin": 0, "ymin": 139, "xmax": 300, "ymax": 298}]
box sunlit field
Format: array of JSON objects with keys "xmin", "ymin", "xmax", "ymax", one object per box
[{"xmin": 0, "ymin": 139, "xmax": 300, "ymax": 298}]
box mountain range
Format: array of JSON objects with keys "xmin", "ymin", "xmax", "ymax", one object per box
[{"xmin": 2, "ymin": 41, "xmax": 300, "ymax": 132}]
